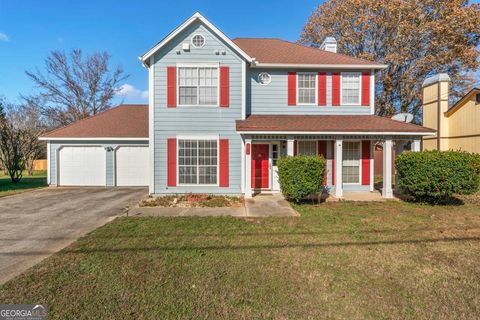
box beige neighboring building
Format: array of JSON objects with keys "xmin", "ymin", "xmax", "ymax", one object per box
[{"xmin": 422, "ymin": 74, "xmax": 480, "ymax": 153}]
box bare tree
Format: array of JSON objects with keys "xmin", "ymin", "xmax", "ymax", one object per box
[{"xmin": 24, "ymin": 49, "xmax": 129, "ymax": 127}]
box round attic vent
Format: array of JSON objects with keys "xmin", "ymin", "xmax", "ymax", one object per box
[
  {"xmin": 258, "ymin": 72, "xmax": 271, "ymax": 85},
  {"xmin": 191, "ymin": 34, "xmax": 205, "ymax": 48}
]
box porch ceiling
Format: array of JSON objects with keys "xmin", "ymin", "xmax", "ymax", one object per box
[{"xmin": 236, "ymin": 115, "xmax": 435, "ymax": 135}]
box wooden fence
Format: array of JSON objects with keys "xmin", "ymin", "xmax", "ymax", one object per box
[{"xmin": 33, "ymin": 159, "xmax": 48, "ymax": 171}]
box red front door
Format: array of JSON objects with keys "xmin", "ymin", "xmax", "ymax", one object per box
[{"xmin": 252, "ymin": 144, "xmax": 269, "ymax": 189}]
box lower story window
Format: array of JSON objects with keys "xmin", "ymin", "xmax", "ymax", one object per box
[
  {"xmin": 178, "ymin": 139, "xmax": 218, "ymax": 185},
  {"xmin": 298, "ymin": 141, "xmax": 317, "ymax": 156},
  {"xmin": 342, "ymin": 141, "xmax": 360, "ymax": 183}
]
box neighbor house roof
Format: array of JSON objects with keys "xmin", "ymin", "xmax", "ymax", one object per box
[
  {"xmin": 39, "ymin": 104, "xmax": 148, "ymax": 140},
  {"xmin": 233, "ymin": 38, "xmax": 387, "ymax": 69},
  {"xmin": 236, "ymin": 115, "xmax": 435, "ymax": 135},
  {"xmin": 445, "ymin": 87, "xmax": 480, "ymax": 117}
]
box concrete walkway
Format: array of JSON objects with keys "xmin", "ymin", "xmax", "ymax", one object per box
[{"xmin": 130, "ymin": 193, "xmax": 298, "ymax": 218}]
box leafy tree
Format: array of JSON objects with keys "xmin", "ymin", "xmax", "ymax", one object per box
[
  {"xmin": 24, "ymin": 49, "xmax": 129, "ymax": 127},
  {"xmin": 0, "ymin": 120, "xmax": 27, "ymax": 183},
  {"xmin": 300, "ymin": 0, "xmax": 480, "ymax": 120}
]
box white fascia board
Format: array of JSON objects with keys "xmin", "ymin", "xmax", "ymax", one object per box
[
  {"xmin": 139, "ymin": 12, "xmax": 253, "ymax": 66},
  {"xmin": 39, "ymin": 137, "xmax": 149, "ymax": 141},
  {"xmin": 236, "ymin": 131, "xmax": 436, "ymax": 136},
  {"xmin": 252, "ymin": 63, "xmax": 388, "ymax": 70}
]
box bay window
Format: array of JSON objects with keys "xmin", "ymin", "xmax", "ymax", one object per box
[
  {"xmin": 297, "ymin": 73, "xmax": 316, "ymax": 104},
  {"xmin": 178, "ymin": 139, "xmax": 218, "ymax": 185},
  {"xmin": 178, "ymin": 66, "xmax": 218, "ymax": 106},
  {"xmin": 341, "ymin": 72, "xmax": 361, "ymax": 105}
]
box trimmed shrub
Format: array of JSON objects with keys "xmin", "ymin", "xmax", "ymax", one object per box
[
  {"xmin": 277, "ymin": 155, "xmax": 325, "ymax": 203},
  {"xmin": 396, "ymin": 150, "xmax": 480, "ymax": 203}
]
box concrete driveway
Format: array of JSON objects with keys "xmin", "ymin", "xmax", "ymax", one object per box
[{"xmin": 0, "ymin": 187, "xmax": 147, "ymax": 285}]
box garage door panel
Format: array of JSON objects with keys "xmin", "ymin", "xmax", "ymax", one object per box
[
  {"xmin": 116, "ymin": 146, "xmax": 149, "ymax": 186},
  {"xmin": 58, "ymin": 147, "xmax": 106, "ymax": 186}
]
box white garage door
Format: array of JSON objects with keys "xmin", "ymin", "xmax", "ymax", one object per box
[
  {"xmin": 58, "ymin": 146, "xmax": 106, "ymax": 186},
  {"xmin": 116, "ymin": 146, "xmax": 149, "ymax": 186}
]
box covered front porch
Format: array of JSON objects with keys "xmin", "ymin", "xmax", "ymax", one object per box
[{"xmin": 240, "ymin": 134, "xmax": 421, "ymax": 199}]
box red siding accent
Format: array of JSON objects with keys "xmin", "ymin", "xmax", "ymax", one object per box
[
  {"xmin": 288, "ymin": 72, "xmax": 297, "ymax": 106},
  {"xmin": 331, "ymin": 141, "xmax": 335, "ymax": 185},
  {"xmin": 361, "ymin": 140, "xmax": 371, "ymax": 185},
  {"xmin": 246, "ymin": 143, "xmax": 251, "ymax": 155},
  {"xmin": 361, "ymin": 72, "xmax": 370, "ymax": 106},
  {"xmin": 167, "ymin": 138, "xmax": 177, "ymax": 186},
  {"xmin": 220, "ymin": 66, "xmax": 230, "ymax": 107},
  {"xmin": 318, "ymin": 72, "xmax": 327, "ymax": 106},
  {"xmin": 318, "ymin": 141, "xmax": 328, "ymax": 185},
  {"xmin": 332, "ymin": 72, "xmax": 340, "ymax": 106},
  {"xmin": 219, "ymin": 139, "xmax": 229, "ymax": 187},
  {"xmin": 167, "ymin": 67, "xmax": 176, "ymax": 107}
]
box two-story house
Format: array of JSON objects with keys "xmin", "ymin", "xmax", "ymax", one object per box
[{"xmin": 40, "ymin": 12, "xmax": 435, "ymax": 199}]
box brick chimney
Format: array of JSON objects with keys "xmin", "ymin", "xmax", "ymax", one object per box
[{"xmin": 422, "ymin": 73, "xmax": 451, "ymax": 150}]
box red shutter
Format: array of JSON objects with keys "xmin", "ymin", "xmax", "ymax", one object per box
[
  {"xmin": 361, "ymin": 140, "xmax": 371, "ymax": 185},
  {"xmin": 318, "ymin": 72, "xmax": 327, "ymax": 106},
  {"xmin": 318, "ymin": 141, "xmax": 327, "ymax": 185},
  {"xmin": 220, "ymin": 66, "xmax": 230, "ymax": 107},
  {"xmin": 219, "ymin": 139, "xmax": 229, "ymax": 187},
  {"xmin": 167, "ymin": 138, "xmax": 177, "ymax": 186},
  {"xmin": 332, "ymin": 72, "xmax": 340, "ymax": 106},
  {"xmin": 361, "ymin": 72, "xmax": 370, "ymax": 106},
  {"xmin": 294, "ymin": 140, "xmax": 298, "ymax": 155},
  {"xmin": 331, "ymin": 141, "xmax": 335, "ymax": 185},
  {"xmin": 288, "ymin": 72, "xmax": 297, "ymax": 106},
  {"xmin": 167, "ymin": 67, "xmax": 177, "ymax": 108}
]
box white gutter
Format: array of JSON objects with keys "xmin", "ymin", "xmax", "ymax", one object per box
[
  {"xmin": 39, "ymin": 137, "xmax": 149, "ymax": 141},
  {"xmin": 236, "ymin": 131, "xmax": 435, "ymax": 136},
  {"xmin": 251, "ymin": 63, "xmax": 388, "ymax": 70}
]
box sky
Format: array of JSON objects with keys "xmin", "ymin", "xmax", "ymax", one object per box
[{"xmin": 0, "ymin": 0, "xmax": 321, "ymax": 105}]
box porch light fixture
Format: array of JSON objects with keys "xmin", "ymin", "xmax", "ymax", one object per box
[{"xmin": 258, "ymin": 72, "xmax": 271, "ymax": 85}]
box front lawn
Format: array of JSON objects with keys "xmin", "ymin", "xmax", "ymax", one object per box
[
  {"xmin": 1, "ymin": 197, "xmax": 479, "ymax": 319},
  {"xmin": 0, "ymin": 171, "xmax": 47, "ymax": 197}
]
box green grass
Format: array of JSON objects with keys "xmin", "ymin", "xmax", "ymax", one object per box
[
  {"xmin": 1, "ymin": 196, "xmax": 480, "ymax": 319},
  {"xmin": 0, "ymin": 171, "xmax": 47, "ymax": 197}
]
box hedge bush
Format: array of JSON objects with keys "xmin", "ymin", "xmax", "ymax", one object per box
[
  {"xmin": 277, "ymin": 155, "xmax": 325, "ymax": 202},
  {"xmin": 396, "ymin": 150, "xmax": 480, "ymax": 202}
]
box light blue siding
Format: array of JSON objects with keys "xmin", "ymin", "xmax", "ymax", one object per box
[
  {"xmin": 49, "ymin": 140, "xmax": 148, "ymax": 186},
  {"xmin": 248, "ymin": 69, "xmax": 371, "ymax": 115},
  {"xmin": 152, "ymin": 21, "xmax": 244, "ymax": 195}
]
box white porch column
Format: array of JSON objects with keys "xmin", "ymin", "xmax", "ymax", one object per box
[
  {"xmin": 334, "ymin": 138, "xmax": 343, "ymax": 198},
  {"xmin": 382, "ymin": 138, "xmax": 393, "ymax": 198},
  {"xmin": 244, "ymin": 139, "xmax": 252, "ymax": 199},
  {"xmin": 412, "ymin": 139, "xmax": 421, "ymax": 152},
  {"xmin": 287, "ymin": 139, "xmax": 295, "ymax": 156}
]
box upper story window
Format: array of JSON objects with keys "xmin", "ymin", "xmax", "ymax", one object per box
[
  {"xmin": 178, "ymin": 66, "xmax": 218, "ymax": 106},
  {"xmin": 191, "ymin": 34, "xmax": 205, "ymax": 48},
  {"xmin": 297, "ymin": 73, "xmax": 317, "ymax": 105},
  {"xmin": 341, "ymin": 72, "xmax": 361, "ymax": 105}
]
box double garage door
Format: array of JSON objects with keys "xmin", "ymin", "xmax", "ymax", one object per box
[{"xmin": 58, "ymin": 146, "xmax": 149, "ymax": 186}]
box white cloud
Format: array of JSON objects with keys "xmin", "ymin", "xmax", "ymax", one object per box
[
  {"xmin": 0, "ymin": 32, "xmax": 9, "ymax": 42},
  {"xmin": 116, "ymin": 84, "xmax": 148, "ymax": 101}
]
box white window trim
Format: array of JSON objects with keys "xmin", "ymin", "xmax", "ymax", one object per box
[
  {"xmin": 176, "ymin": 135, "xmax": 220, "ymax": 187},
  {"xmin": 191, "ymin": 33, "xmax": 206, "ymax": 48},
  {"xmin": 296, "ymin": 140, "xmax": 318, "ymax": 156},
  {"xmin": 342, "ymin": 140, "xmax": 362, "ymax": 185},
  {"xmin": 176, "ymin": 63, "xmax": 220, "ymax": 107},
  {"xmin": 340, "ymin": 72, "xmax": 362, "ymax": 106},
  {"xmin": 296, "ymin": 72, "xmax": 318, "ymax": 106}
]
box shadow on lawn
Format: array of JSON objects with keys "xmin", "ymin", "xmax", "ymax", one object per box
[{"xmin": 2, "ymin": 235, "xmax": 479, "ymax": 257}]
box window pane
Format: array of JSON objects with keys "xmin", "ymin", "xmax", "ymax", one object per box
[
  {"xmin": 298, "ymin": 141, "xmax": 317, "ymax": 156},
  {"xmin": 342, "ymin": 73, "xmax": 360, "ymax": 104},
  {"xmin": 342, "ymin": 141, "xmax": 360, "ymax": 183},
  {"xmin": 298, "ymin": 74, "xmax": 316, "ymax": 104},
  {"xmin": 178, "ymin": 139, "xmax": 217, "ymax": 185},
  {"xmin": 178, "ymin": 67, "xmax": 218, "ymax": 106}
]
